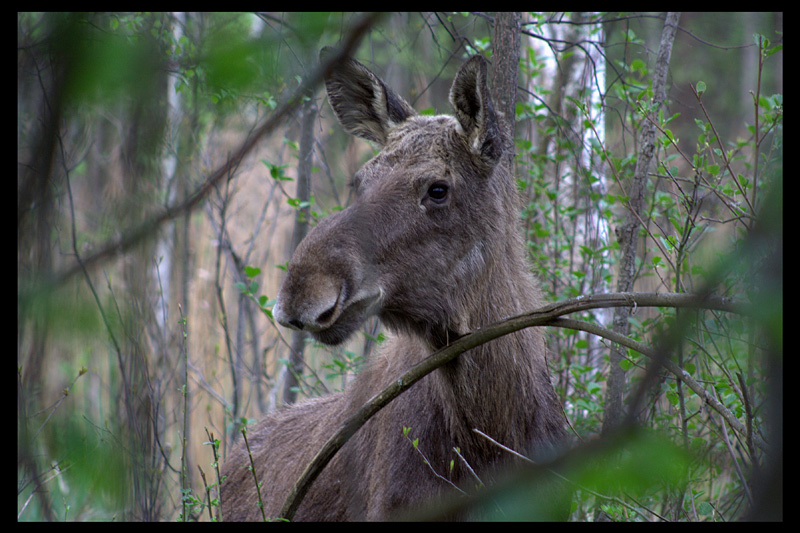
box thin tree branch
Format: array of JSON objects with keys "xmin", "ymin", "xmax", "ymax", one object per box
[
  {"xmin": 548, "ymin": 316, "xmax": 767, "ymax": 452},
  {"xmin": 24, "ymin": 12, "xmax": 382, "ymax": 298}
]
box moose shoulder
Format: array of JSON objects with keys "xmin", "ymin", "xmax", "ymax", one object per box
[{"xmin": 221, "ymin": 49, "xmax": 566, "ymax": 521}]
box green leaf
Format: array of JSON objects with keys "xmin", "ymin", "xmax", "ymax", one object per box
[
  {"xmin": 765, "ymin": 43, "xmax": 782, "ymax": 58},
  {"xmin": 752, "ymin": 33, "xmax": 767, "ymax": 49},
  {"xmin": 695, "ymin": 81, "xmax": 706, "ymax": 96},
  {"xmin": 661, "ymin": 112, "xmax": 681, "ymax": 126},
  {"xmin": 261, "ymin": 159, "xmax": 292, "ymax": 181},
  {"xmin": 205, "ymin": 38, "xmax": 260, "ymax": 92},
  {"xmin": 666, "ymin": 390, "xmax": 679, "ymax": 406},
  {"xmin": 244, "ymin": 265, "xmax": 261, "ymax": 278}
]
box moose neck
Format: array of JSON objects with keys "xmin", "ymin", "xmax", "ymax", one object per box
[
  {"xmin": 430, "ymin": 169, "xmax": 539, "ymax": 350},
  {"xmin": 423, "ymin": 168, "xmax": 546, "ymax": 443},
  {"xmin": 432, "ymin": 264, "xmax": 545, "ymax": 456}
]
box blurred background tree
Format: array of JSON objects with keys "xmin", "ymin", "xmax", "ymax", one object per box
[{"xmin": 18, "ymin": 12, "xmax": 781, "ymax": 521}]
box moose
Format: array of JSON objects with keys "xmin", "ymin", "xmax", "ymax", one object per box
[{"xmin": 221, "ymin": 48, "xmax": 566, "ymax": 521}]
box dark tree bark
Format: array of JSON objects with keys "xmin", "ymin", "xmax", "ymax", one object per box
[
  {"xmin": 490, "ymin": 12, "xmax": 522, "ymax": 172},
  {"xmin": 603, "ymin": 12, "xmax": 681, "ymax": 433},
  {"xmin": 283, "ymin": 92, "xmax": 316, "ymax": 406}
]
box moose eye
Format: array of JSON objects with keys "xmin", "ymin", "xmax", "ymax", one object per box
[{"xmin": 427, "ymin": 182, "xmax": 449, "ymax": 203}]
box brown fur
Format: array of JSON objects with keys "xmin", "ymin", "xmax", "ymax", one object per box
[{"xmin": 221, "ymin": 49, "xmax": 565, "ymax": 521}]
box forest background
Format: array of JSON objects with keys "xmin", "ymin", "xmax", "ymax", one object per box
[{"xmin": 18, "ymin": 12, "xmax": 782, "ymax": 521}]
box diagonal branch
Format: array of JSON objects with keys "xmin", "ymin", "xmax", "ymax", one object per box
[
  {"xmin": 278, "ymin": 291, "xmax": 747, "ymax": 520},
  {"xmin": 24, "ymin": 12, "xmax": 382, "ymax": 297}
]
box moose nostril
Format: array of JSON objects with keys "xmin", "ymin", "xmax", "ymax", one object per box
[{"xmin": 315, "ymin": 305, "xmax": 337, "ymax": 326}]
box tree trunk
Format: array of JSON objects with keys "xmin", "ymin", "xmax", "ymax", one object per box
[
  {"xmin": 282, "ymin": 92, "xmax": 317, "ymax": 406},
  {"xmin": 603, "ymin": 12, "xmax": 681, "ymax": 433},
  {"xmin": 490, "ymin": 12, "xmax": 522, "ymax": 172}
]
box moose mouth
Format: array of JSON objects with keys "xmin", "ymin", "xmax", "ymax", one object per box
[
  {"xmin": 311, "ymin": 292, "xmax": 382, "ymax": 345},
  {"xmin": 276, "ymin": 287, "xmax": 383, "ymax": 346}
]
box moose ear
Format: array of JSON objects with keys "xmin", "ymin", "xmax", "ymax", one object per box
[
  {"xmin": 449, "ymin": 55, "xmax": 504, "ymax": 165},
  {"xmin": 320, "ymin": 47, "xmax": 415, "ymax": 146}
]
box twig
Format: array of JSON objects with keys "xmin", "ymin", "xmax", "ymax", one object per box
[
  {"xmin": 717, "ymin": 413, "xmax": 754, "ymax": 508},
  {"xmin": 472, "ymin": 428, "xmax": 533, "ymax": 464},
  {"xmin": 736, "ymin": 372, "xmax": 756, "ymax": 464},
  {"xmin": 473, "ymin": 427, "xmax": 667, "ymax": 521},
  {"xmin": 29, "ymin": 12, "xmax": 384, "ymax": 295},
  {"xmin": 17, "ymin": 462, "xmax": 73, "ymax": 520},
  {"xmin": 402, "ymin": 430, "xmax": 466, "ymax": 495},
  {"xmin": 179, "ymin": 304, "xmax": 190, "ymax": 522},
  {"xmin": 690, "ymin": 83, "xmax": 754, "ymax": 218},
  {"xmin": 452, "ymin": 447, "xmax": 483, "ymax": 488},
  {"xmin": 197, "ymin": 465, "xmax": 213, "ymax": 522},
  {"xmin": 204, "ymin": 427, "xmax": 223, "ymax": 522},
  {"xmin": 548, "ymin": 316, "xmax": 767, "ymax": 451},
  {"xmin": 241, "ymin": 428, "xmax": 267, "ymax": 522},
  {"xmin": 29, "ymin": 367, "xmax": 87, "ymax": 442},
  {"xmin": 211, "ymin": 168, "xmax": 240, "ymax": 425}
]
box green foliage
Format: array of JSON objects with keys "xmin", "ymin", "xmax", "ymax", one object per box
[
  {"xmin": 18, "ymin": 12, "xmax": 780, "ymax": 522},
  {"xmin": 515, "ymin": 13, "xmax": 781, "ymax": 521},
  {"xmin": 56, "ymin": 13, "xmax": 163, "ymax": 106},
  {"xmin": 25, "ymin": 412, "xmax": 130, "ymax": 520},
  {"xmin": 238, "ymin": 266, "xmax": 275, "ymax": 320},
  {"xmin": 500, "ymin": 429, "xmax": 690, "ymax": 521}
]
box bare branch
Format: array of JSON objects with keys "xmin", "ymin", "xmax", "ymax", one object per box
[{"xmin": 26, "ymin": 12, "xmax": 383, "ymax": 296}]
